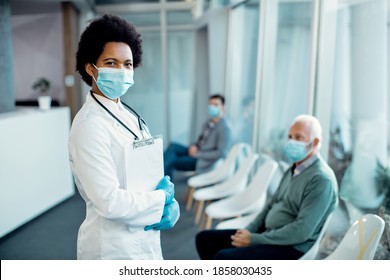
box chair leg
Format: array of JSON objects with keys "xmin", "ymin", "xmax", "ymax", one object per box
[
  {"xmin": 183, "ymin": 187, "xmax": 189, "ymax": 202},
  {"xmin": 195, "ymin": 200, "xmax": 204, "ymax": 224},
  {"xmin": 192, "ymin": 201, "xmax": 198, "ymax": 214},
  {"xmin": 186, "ymin": 187, "xmax": 195, "ymax": 211},
  {"xmin": 205, "ymin": 216, "xmax": 213, "ymax": 229},
  {"xmin": 199, "ymin": 212, "xmax": 207, "ymax": 230},
  {"xmin": 199, "ymin": 201, "xmax": 212, "ymax": 230}
]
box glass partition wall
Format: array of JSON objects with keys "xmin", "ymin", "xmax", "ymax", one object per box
[
  {"xmin": 117, "ymin": 4, "xmax": 194, "ymax": 147},
  {"xmin": 167, "ymin": 30, "xmax": 194, "ymax": 145},
  {"xmin": 224, "ymin": 0, "xmax": 260, "ymax": 145},
  {"xmin": 250, "ymin": 0, "xmax": 388, "ymax": 213},
  {"xmin": 253, "ymin": 0, "xmax": 315, "ymax": 161},
  {"xmin": 315, "ymin": 0, "xmax": 389, "ymax": 212}
]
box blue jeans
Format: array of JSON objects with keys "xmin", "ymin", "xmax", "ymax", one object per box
[
  {"xmin": 164, "ymin": 142, "xmax": 197, "ymax": 178},
  {"xmin": 196, "ymin": 229, "xmax": 304, "ymax": 260}
]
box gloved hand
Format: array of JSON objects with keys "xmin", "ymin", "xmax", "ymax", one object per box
[
  {"xmin": 144, "ymin": 199, "xmax": 180, "ymax": 231},
  {"xmin": 156, "ymin": 175, "xmax": 175, "ymax": 204}
]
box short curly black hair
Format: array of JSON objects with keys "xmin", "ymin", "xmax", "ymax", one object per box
[{"xmin": 76, "ymin": 14, "xmax": 143, "ymax": 86}]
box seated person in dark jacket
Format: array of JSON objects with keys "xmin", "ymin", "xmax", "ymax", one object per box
[
  {"xmin": 164, "ymin": 94, "xmax": 232, "ymax": 179},
  {"xmin": 195, "ymin": 114, "xmax": 338, "ymax": 260}
]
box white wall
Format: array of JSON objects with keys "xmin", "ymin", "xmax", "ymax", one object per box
[{"xmin": 12, "ymin": 7, "xmax": 65, "ymax": 104}]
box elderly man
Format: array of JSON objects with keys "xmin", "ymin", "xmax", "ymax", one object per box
[
  {"xmin": 164, "ymin": 94, "xmax": 232, "ymax": 179},
  {"xmin": 196, "ymin": 115, "xmax": 338, "ymax": 260}
]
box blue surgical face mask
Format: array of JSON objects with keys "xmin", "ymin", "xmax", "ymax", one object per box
[
  {"xmin": 284, "ymin": 139, "xmax": 311, "ymax": 163},
  {"xmin": 92, "ymin": 64, "xmax": 134, "ymax": 99},
  {"xmin": 208, "ymin": 105, "xmax": 220, "ymax": 118}
]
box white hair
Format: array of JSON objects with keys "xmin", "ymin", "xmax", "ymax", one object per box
[{"xmin": 292, "ymin": 114, "xmax": 322, "ymax": 150}]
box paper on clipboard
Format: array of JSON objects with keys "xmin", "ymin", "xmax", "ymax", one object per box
[{"xmin": 124, "ymin": 136, "xmax": 164, "ymax": 192}]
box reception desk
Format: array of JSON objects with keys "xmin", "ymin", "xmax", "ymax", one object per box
[{"xmin": 0, "ymin": 107, "xmax": 75, "ymax": 238}]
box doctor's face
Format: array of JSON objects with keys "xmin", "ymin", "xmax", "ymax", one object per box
[
  {"xmin": 86, "ymin": 42, "xmax": 134, "ymax": 97},
  {"xmin": 94, "ymin": 42, "xmax": 134, "ymax": 70}
]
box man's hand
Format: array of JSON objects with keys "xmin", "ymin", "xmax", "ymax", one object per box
[
  {"xmin": 188, "ymin": 145, "xmax": 199, "ymax": 157},
  {"xmin": 231, "ymin": 229, "xmax": 251, "ymax": 247}
]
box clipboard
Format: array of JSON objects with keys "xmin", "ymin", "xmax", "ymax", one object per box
[{"xmin": 124, "ymin": 136, "xmax": 164, "ymax": 192}]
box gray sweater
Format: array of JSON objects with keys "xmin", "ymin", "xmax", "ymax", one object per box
[
  {"xmin": 246, "ymin": 156, "xmax": 338, "ymax": 253},
  {"xmin": 194, "ymin": 117, "xmax": 232, "ymax": 172}
]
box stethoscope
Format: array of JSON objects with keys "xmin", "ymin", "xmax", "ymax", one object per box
[{"xmin": 91, "ymin": 91, "xmax": 149, "ymax": 140}]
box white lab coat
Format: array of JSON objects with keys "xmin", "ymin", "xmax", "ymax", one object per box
[{"xmin": 69, "ymin": 93, "xmax": 165, "ymax": 259}]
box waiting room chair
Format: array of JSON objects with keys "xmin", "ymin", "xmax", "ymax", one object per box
[
  {"xmin": 215, "ymin": 211, "xmax": 260, "ymax": 230},
  {"xmin": 325, "ymin": 214, "xmax": 385, "ymax": 260},
  {"xmin": 193, "ymin": 152, "xmax": 259, "ymax": 228},
  {"xmin": 204, "ymin": 158, "xmax": 278, "ymax": 229},
  {"xmin": 185, "ymin": 143, "xmax": 251, "ymax": 211},
  {"xmin": 299, "ymin": 213, "xmax": 334, "ymax": 260},
  {"xmin": 176, "ymin": 158, "xmax": 223, "ymax": 180}
]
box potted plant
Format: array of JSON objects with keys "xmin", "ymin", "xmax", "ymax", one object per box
[{"xmin": 32, "ymin": 77, "xmax": 51, "ymax": 110}]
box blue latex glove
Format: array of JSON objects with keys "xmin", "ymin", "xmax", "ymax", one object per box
[
  {"xmin": 156, "ymin": 175, "xmax": 175, "ymax": 204},
  {"xmin": 144, "ymin": 199, "xmax": 180, "ymax": 231}
]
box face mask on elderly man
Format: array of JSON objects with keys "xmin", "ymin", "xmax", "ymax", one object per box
[{"xmin": 284, "ymin": 139, "xmax": 313, "ymax": 163}]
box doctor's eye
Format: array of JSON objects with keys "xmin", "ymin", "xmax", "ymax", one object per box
[
  {"xmin": 105, "ymin": 61, "xmax": 117, "ymax": 67},
  {"xmin": 125, "ymin": 62, "xmax": 133, "ymax": 69}
]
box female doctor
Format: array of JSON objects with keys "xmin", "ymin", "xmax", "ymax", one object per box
[{"xmin": 69, "ymin": 14, "xmax": 179, "ymax": 259}]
